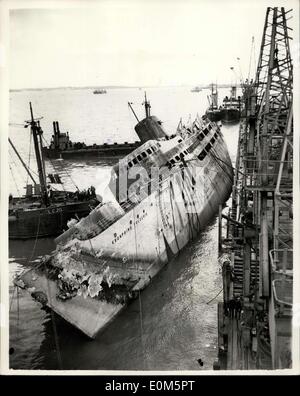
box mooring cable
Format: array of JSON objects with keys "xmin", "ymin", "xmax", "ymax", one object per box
[{"xmin": 206, "ymin": 288, "xmax": 223, "ymax": 304}]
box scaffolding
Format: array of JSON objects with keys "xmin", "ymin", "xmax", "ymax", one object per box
[{"xmin": 217, "ymin": 7, "xmax": 293, "ymax": 370}]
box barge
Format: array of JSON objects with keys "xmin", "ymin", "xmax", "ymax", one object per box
[{"xmin": 42, "ymin": 121, "xmax": 141, "ymax": 159}]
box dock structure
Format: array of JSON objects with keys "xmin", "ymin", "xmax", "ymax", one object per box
[{"xmin": 216, "ymin": 7, "xmax": 293, "ymax": 370}]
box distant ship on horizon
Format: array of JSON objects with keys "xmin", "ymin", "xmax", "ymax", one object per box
[
  {"xmin": 93, "ymin": 88, "xmax": 107, "ymax": 94},
  {"xmin": 191, "ymin": 86, "xmax": 202, "ymax": 92}
]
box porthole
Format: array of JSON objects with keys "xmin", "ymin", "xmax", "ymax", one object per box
[
  {"xmin": 205, "ymin": 143, "xmax": 212, "ymax": 152},
  {"xmin": 198, "ymin": 152, "xmax": 206, "ymax": 161}
]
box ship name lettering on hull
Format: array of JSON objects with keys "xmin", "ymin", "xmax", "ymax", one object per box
[
  {"xmin": 46, "ymin": 207, "xmax": 63, "ymax": 215},
  {"xmin": 112, "ymin": 211, "xmax": 148, "ymax": 244}
]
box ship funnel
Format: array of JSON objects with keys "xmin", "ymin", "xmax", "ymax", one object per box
[
  {"xmin": 231, "ymin": 86, "xmax": 237, "ymax": 99},
  {"xmin": 134, "ymin": 115, "xmax": 167, "ymax": 142}
]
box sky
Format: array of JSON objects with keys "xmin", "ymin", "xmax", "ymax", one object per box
[{"xmin": 7, "ymin": 0, "xmax": 298, "ymax": 89}]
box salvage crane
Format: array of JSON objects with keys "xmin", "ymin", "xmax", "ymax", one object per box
[{"xmin": 217, "ymin": 7, "xmax": 294, "ymax": 370}]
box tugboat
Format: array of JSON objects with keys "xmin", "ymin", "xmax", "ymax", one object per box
[
  {"xmin": 205, "ymin": 84, "xmax": 222, "ymax": 122},
  {"xmin": 220, "ymin": 86, "xmax": 241, "ymax": 124},
  {"xmin": 17, "ymin": 97, "xmax": 233, "ymax": 338},
  {"xmin": 9, "ymin": 103, "xmax": 100, "ymax": 239}
]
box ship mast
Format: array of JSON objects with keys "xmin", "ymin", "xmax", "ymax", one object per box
[
  {"xmin": 128, "ymin": 102, "xmax": 140, "ymax": 122},
  {"xmin": 143, "ymin": 92, "xmax": 151, "ymax": 118},
  {"xmin": 29, "ymin": 102, "xmax": 49, "ymax": 205},
  {"xmin": 211, "ymin": 83, "xmax": 218, "ymax": 110}
]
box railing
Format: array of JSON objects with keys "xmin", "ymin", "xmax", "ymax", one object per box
[
  {"xmin": 272, "ymin": 279, "xmax": 293, "ymax": 308},
  {"xmin": 269, "ymin": 248, "xmax": 293, "ymax": 273}
]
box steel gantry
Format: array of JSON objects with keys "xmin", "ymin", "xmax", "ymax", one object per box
[{"xmin": 217, "ymin": 7, "xmax": 293, "ymax": 370}]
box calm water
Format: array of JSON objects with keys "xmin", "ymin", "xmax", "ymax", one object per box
[{"xmin": 9, "ymin": 87, "xmax": 239, "ymax": 370}]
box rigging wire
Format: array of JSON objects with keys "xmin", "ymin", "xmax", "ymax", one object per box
[
  {"xmin": 206, "ymin": 288, "xmax": 223, "ymax": 304},
  {"xmin": 27, "ymin": 212, "xmax": 41, "ymax": 265},
  {"xmin": 9, "ymin": 141, "xmax": 40, "ymax": 179},
  {"xmin": 9, "ymin": 163, "xmax": 21, "ymax": 196},
  {"xmin": 44, "ymin": 265, "xmax": 63, "ymax": 369},
  {"xmin": 236, "ymin": 58, "xmax": 244, "ymax": 85},
  {"xmin": 132, "ymin": 205, "xmax": 146, "ymax": 370},
  {"xmin": 26, "ymin": 129, "xmax": 33, "ymax": 185},
  {"xmin": 17, "ymin": 286, "xmax": 20, "ymax": 343},
  {"xmin": 49, "ymin": 307, "xmax": 63, "ymax": 369},
  {"xmin": 9, "ymin": 149, "xmax": 24, "ymax": 180},
  {"xmin": 14, "ymin": 208, "xmax": 63, "ymax": 368}
]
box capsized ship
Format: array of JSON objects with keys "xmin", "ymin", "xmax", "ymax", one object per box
[{"xmin": 17, "ymin": 99, "xmax": 233, "ymax": 338}]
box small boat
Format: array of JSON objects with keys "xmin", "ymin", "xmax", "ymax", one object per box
[
  {"xmin": 205, "ymin": 84, "xmax": 222, "ymax": 122},
  {"xmin": 8, "ymin": 103, "xmax": 100, "ymax": 239},
  {"xmin": 220, "ymin": 86, "xmax": 241, "ymax": 124},
  {"xmin": 93, "ymin": 89, "xmax": 107, "ymax": 94},
  {"xmin": 191, "ymin": 86, "xmax": 202, "ymax": 92}
]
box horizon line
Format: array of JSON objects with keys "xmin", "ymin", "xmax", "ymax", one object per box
[{"xmin": 9, "ymin": 83, "xmax": 241, "ymax": 92}]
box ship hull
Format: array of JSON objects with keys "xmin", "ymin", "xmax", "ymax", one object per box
[
  {"xmin": 221, "ymin": 108, "xmax": 240, "ymax": 124},
  {"xmin": 9, "ymin": 200, "xmax": 98, "ymax": 239},
  {"xmin": 206, "ymin": 109, "xmax": 222, "ymax": 122},
  {"xmin": 19, "ymin": 128, "xmax": 233, "ymax": 337}
]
